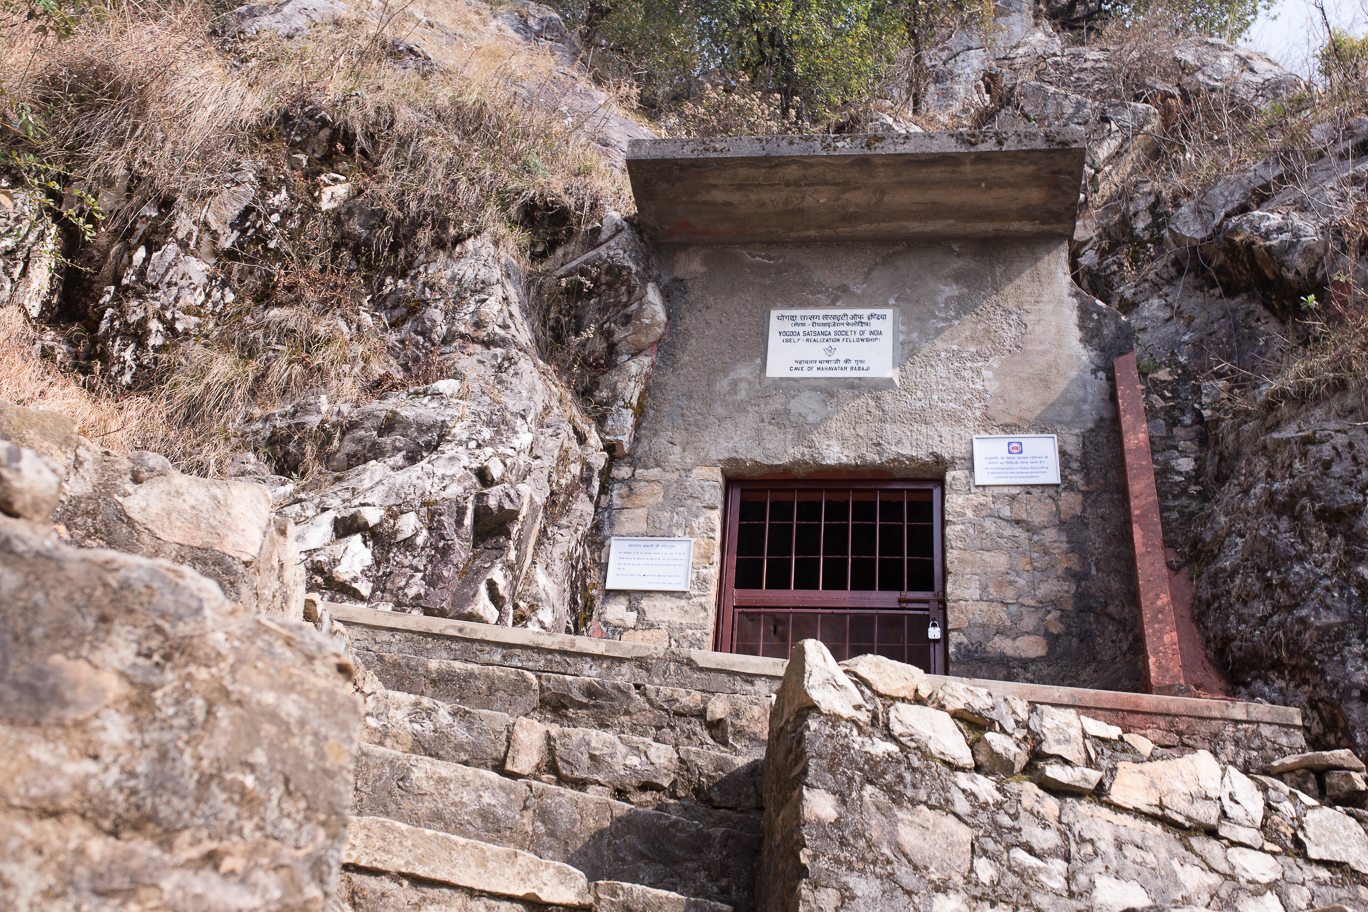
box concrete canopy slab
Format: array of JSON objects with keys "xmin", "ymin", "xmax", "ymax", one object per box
[{"xmin": 626, "ymin": 130, "xmax": 1087, "ymax": 245}]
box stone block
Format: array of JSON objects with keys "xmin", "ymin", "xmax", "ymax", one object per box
[
  {"xmin": 600, "ymin": 594, "xmax": 638, "ymax": 628},
  {"xmin": 1081, "ymin": 715, "xmax": 1123, "ymax": 740},
  {"xmin": 974, "ymin": 732, "xmax": 1028, "ymax": 776},
  {"xmin": 1218, "ymin": 821, "xmax": 1264, "ymax": 848},
  {"xmin": 614, "ymin": 481, "xmax": 664, "ymax": 508},
  {"xmin": 1326, "ymin": 769, "xmax": 1367, "ymax": 804},
  {"xmin": 928, "ymin": 679, "xmax": 997, "ymax": 726},
  {"xmin": 612, "ymin": 507, "xmax": 649, "ymax": 536},
  {"xmin": 772, "ymin": 639, "xmax": 867, "ymax": 729},
  {"xmin": 1107, "ymin": 750, "xmax": 1223, "ymax": 830},
  {"xmin": 841, "ymin": 653, "xmax": 927, "ymax": 702},
  {"xmin": 1221, "ymin": 765, "xmax": 1264, "ymax": 829},
  {"xmin": 539, "ymin": 673, "xmax": 647, "ymax": 718},
  {"xmin": 355, "ymin": 744, "xmax": 535, "ymax": 849},
  {"xmin": 362, "ymin": 689, "xmax": 510, "ymax": 769},
  {"xmin": 889, "ymin": 703, "xmax": 973, "ymax": 769},
  {"xmin": 1269, "ymin": 749, "xmax": 1367, "ymax": 775},
  {"xmin": 1300, "ymin": 806, "xmax": 1368, "ymax": 873},
  {"xmin": 1122, "ymin": 732, "xmax": 1154, "ymax": 758},
  {"xmin": 948, "ymin": 549, "xmax": 1012, "ymax": 576},
  {"xmin": 344, "ymin": 816, "xmax": 593, "ymax": 907},
  {"xmin": 1034, "ymin": 762, "xmax": 1102, "ymax": 795},
  {"xmin": 679, "ymin": 747, "xmax": 763, "ymax": 809},
  {"xmin": 592, "ymin": 881, "xmax": 733, "ymax": 912},
  {"xmin": 864, "ymin": 790, "xmax": 974, "ymax": 881},
  {"xmin": 505, "ymin": 717, "xmax": 550, "ymax": 778},
  {"xmin": 364, "ymin": 652, "xmax": 539, "ymax": 716},
  {"xmin": 551, "ymin": 726, "xmax": 679, "ymax": 791},
  {"xmin": 988, "ymin": 633, "xmax": 1049, "ymax": 658},
  {"xmin": 1029, "ymin": 705, "xmax": 1086, "ymax": 766},
  {"xmin": 1283, "ymin": 769, "xmax": 1321, "ymax": 800}
]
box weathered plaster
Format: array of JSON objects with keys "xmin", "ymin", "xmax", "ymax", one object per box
[{"xmin": 597, "ymin": 236, "xmax": 1138, "ymax": 688}]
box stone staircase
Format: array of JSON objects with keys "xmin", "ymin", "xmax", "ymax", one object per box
[{"xmin": 324, "ymin": 604, "xmax": 784, "ymax": 912}]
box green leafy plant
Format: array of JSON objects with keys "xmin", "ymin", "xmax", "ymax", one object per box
[{"xmin": 559, "ymin": 0, "xmax": 992, "ymax": 124}]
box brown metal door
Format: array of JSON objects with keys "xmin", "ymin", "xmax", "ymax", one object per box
[{"xmin": 716, "ymin": 480, "xmax": 947, "ymax": 673}]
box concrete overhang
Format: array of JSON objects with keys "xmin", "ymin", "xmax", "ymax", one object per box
[{"xmin": 626, "ymin": 130, "xmax": 1087, "ymax": 245}]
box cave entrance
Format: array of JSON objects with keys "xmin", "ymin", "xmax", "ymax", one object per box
[{"xmin": 716, "ymin": 479, "xmax": 947, "ymax": 673}]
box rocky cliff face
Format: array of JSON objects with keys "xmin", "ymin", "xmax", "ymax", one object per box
[
  {"xmin": 1, "ymin": 0, "xmax": 1364, "ymax": 753},
  {"xmin": 915, "ymin": 9, "xmax": 1366, "ymax": 751}
]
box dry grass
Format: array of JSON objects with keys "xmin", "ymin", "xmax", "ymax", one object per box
[
  {"xmin": 0, "ymin": 0, "xmax": 631, "ymax": 473},
  {"xmin": 0, "ymin": 306, "xmax": 168, "ymax": 454}
]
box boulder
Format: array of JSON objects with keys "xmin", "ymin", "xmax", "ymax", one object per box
[
  {"xmin": 0, "ymin": 512, "xmax": 359, "ymax": 910},
  {"xmin": 53, "ymin": 445, "xmax": 304, "ymax": 619}
]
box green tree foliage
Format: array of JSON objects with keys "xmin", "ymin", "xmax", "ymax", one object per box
[
  {"xmin": 1318, "ymin": 27, "xmax": 1368, "ymax": 87},
  {"xmin": 562, "ymin": 0, "xmax": 991, "ymax": 125},
  {"xmin": 1046, "ymin": 0, "xmax": 1270, "ymax": 41},
  {"xmin": 0, "ymin": 0, "xmax": 83, "ymax": 39}
]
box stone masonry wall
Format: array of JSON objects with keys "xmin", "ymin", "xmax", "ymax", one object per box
[
  {"xmin": 761, "ymin": 640, "xmax": 1368, "ymax": 912},
  {"xmin": 593, "ymin": 237, "xmax": 1137, "ymax": 689}
]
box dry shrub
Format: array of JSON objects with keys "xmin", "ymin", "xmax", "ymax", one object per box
[
  {"xmin": 0, "ymin": 0, "xmax": 632, "ymax": 473},
  {"xmin": 1251, "ymin": 306, "xmax": 1368, "ymax": 413},
  {"xmin": 0, "ymin": 304, "xmax": 169, "ymax": 454}
]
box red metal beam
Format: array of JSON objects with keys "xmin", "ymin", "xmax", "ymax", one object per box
[{"xmin": 1114, "ymin": 352, "xmax": 1189, "ymax": 696}]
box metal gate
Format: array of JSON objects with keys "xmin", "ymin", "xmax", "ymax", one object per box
[{"xmin": 716, "ymin": 479, "xmax": 947, "ymax": 673}]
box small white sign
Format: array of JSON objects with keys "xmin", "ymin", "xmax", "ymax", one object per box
[
  {"xmin": 972, "ymin": 435, "xmax": 1061, "ymax": 486},
  {"xmin": 765, "ymin": 308, "xmax": 896, "ymax": 378},
  {"xmin": 605, "ymin": 537, "xmax": 694, "ymax": 592}
]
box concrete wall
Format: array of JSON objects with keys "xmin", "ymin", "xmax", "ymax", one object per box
[{"xmin": 595, "ymin": 235, "xmax": 1139, "ymax": 688}]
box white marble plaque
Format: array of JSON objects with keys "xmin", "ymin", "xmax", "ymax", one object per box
[
  {"xmin": 972, "ymin": 435, "xmax": 1061, "ymax": 486},
  {"xmin": 605, "ymin": 537, "xmax": 694, "ymax": 591},
  {"xmin": 765, "ymin": 308, "xmax": 896, "ymax": 378}
]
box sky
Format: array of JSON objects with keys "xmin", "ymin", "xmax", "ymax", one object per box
[{"xmin": 1244, "ymin": 0, "xmax": 1366, "ymax": 75}]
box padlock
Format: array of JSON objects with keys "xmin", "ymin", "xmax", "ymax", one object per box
[{"xmin": 927, "ymin": 620, "xmax": 942, "ymax": 641}]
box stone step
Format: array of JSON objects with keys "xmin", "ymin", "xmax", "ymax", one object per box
[
  {"xmin": 355, "ymin": 647, "xmax": 772, "ymax": 759},
  {"xmin": 353, "ymin": 743, "xmax": 761, "ymax": 911},
  {"xmin": 342, "ymin": 815, "xmax": 593, "ymax": 908},
  {"xmin": 329, "ymin": 603, "xmax": 783, "ymax": 701},
  {"xmin": 360, "ymin": 687, "xmax": 763, "ymax": 810}
]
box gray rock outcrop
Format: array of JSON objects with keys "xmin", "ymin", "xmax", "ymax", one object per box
[
  {"xmin": 54, "ymin": 442, "xmax": 305, "ymax": 619},
  {"xmin": 0, "ymin": 498, "xmax": 360, "ymax": 909}
]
